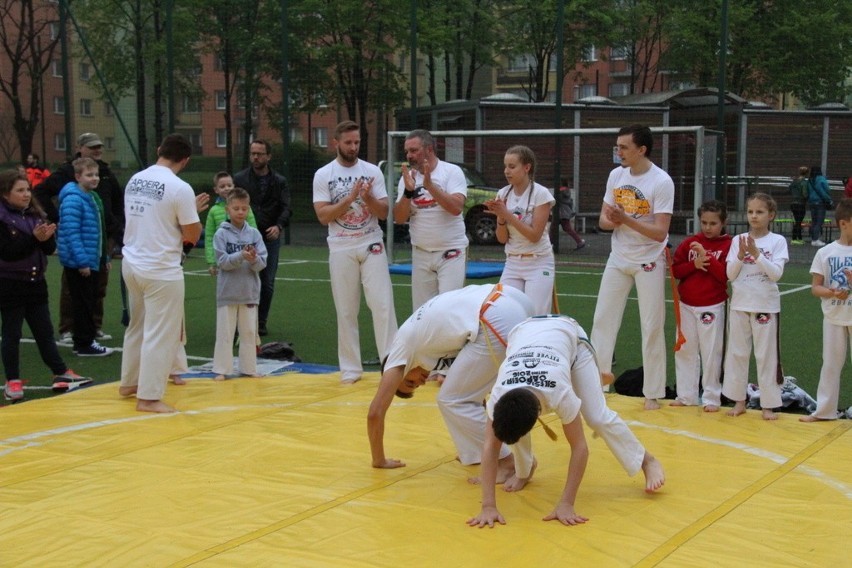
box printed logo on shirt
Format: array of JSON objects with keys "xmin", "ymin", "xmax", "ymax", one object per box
[
  {"xmin": 755, "ymin": 313, "xmax": 772, "ymax": 325},
  {"xmin": 613, "ymin": 185, "xmax": 650, "ymax": 217},
  {"xmin": 442, "ymin": 248, "xmax": 462, "ymax": 260},
  {"xmin": 368, "ymin": 242, "xmax": 384, "ymax": 255},
  {"xmin": 126, "ymin": 177, "xmax": 165, "ymax": 201},
  {"xmin": 828, "ymin": 256, "xmax": 852, "ymax": 288},
  {"xmin": 411, "ymin": 184, "xmax": 438, "ymax": 208},
  {"xmin": 642, "ymin": 262, "xmax": 657, "ymax": 272},
  {"xmin": 700, "ymin": 312, "xmax": 716, "ymax": 325},
  {"xmin": 330, "ymin": 176, "xmax": 371, "ymax": 230},
  {"xmin": 225, "ymin": 242, "xmax": 254, "ymax": 254},
  {"xmin": 433, "ymin": 356, "xmax": 455, "ymax": 372},
  {"xmin": 743, "ymin": 248, "xmax": 771, "ymax": 265}
]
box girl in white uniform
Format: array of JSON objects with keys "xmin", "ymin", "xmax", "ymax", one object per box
[
  {"xmin": 486, "ymin": 145, "xmax": 555, "ymax": 315},
  {"xmin": 722, "ymin": 193, "xmax": 788, "ymax": 420}
]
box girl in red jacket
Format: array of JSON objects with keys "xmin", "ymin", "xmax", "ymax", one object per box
[{"xmin": 670, "ymin": 200, "xmax": 732, "ymax": 411}]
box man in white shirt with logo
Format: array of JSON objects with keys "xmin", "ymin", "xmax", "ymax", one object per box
[{"xmin": 393, "ymin": 129, "xmax": 469, "ymax": 310}]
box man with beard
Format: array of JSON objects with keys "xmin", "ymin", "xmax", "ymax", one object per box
[{"xmin": 312, "ymin": 121, "xmax": 397, "ymax": 384}]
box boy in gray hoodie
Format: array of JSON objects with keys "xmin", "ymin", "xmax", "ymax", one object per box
[{"xmin": 212, "ymin": 188, "xmax": 267, "ymax": 380}]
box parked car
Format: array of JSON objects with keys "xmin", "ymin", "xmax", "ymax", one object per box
[{"xmin": 378, "ymin": 160, "xmax": 501, "ymax": 244}]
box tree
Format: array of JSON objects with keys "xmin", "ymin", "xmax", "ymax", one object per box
[{"xmin": 0, "ymin": 0, "xmax": 61, "ymax": 161}]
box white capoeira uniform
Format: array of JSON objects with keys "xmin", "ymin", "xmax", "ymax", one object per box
[
  {"xmin": 498, "ymin": 182, "xmax": 555, "ymax": 315},
  {"xmin": 395, "ymin": 159, "xmax": 468, "ymax": 310},
  {"xmin": 590, "ymin": 163, "xmax": 674, "ymax": 399},
  {"xmin": 313, "ymin": 159, "xmax": 398, "ymax": 383},
  {"xmin": 808, "ymin": 241, "xmax": 852, "ymax": 419},
  {"xmin": 120, "ymin": 164, "xmax": 199, "ymax": 401},
  {"xmin": 487, "ymin": 315, "xmax": 646, "ymax": 478},
  {"xmin": 384, "ymin": 284, "xmax": 535, "ymax": 465},
  {"xmin": 722, "ymin": 232, "xmax": 788, "ymax": 408}
]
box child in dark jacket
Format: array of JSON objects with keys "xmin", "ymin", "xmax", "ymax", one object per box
[
  {"xmin": 57, "ymin": 158, "xmax": 114, "ymax": 357},
  {"xmin": 0, "ymin": 170, "xmax": 92, "ymax": 401}
]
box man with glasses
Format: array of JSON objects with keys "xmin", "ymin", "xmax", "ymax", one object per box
[
  {"xmin": 234, "ymin": 140, "xmax": 291, "ymax": 336},
  {"xmin": 34, "ymin": 132, "xmax": 124, "ymax": 347}
]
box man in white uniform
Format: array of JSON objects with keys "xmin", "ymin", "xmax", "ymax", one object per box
[
  {"xmin": 313, "ymin": 121, "xmax": 398, "ymax": 384},
  {"xmin": 119, "ymin": 134, "xmax": 208, "ymax": 413},
  {"xmin": 393, "ymin": 129, "xmax": 469, "ymax": 310},
  {"xmin": 367, "ymin": 284, "xmax": 534, "ymax": 478},
  {"xmin": 591, "ymin": 124, "xmax": 674, "ymax": 410}
]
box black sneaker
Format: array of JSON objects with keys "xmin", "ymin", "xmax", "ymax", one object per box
[
  {"xmin": 76, "ymin": 341, "xmax": 115, "ymax": 357},
  {"xmin": 52, "ymin": 371, "xmax": 94, "ymax": 392}
]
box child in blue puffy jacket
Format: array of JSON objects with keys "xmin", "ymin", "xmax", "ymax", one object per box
[{"xmin": 57, "ymin": 157, "xmax": 114, "ymax": 357}]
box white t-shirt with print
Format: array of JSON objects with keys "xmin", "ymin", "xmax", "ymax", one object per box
[
  {"xmin": 604, "ymin": 163, "xmax": 674, "ymax": 264},
  {"xmin": 395, "ymin": 159, "xmax": 468, "ymax": 251},
  {"xmin": 727, "ymin": 232, "xmax": 788, "ymax": 313},
  {"xmin": 313, "ymin": 159, "xmax": 386, "ymax": 252},
  {"xmin": 810, "ymin": 241, "xmax": 852, "ymax": 326},
  {"xmin": 123, "ymin": 164, "xmax": 199, "ymax": 280},
  {"xmin": 486, "ymin": 315, "xmax": 582, "ymax": 425},
  {"xmin": 384, "ymin": 284, "xmax": 495, "ymax": 376},
  {"xmin": 500, "ymin": 182, "xmax": 555, "ymax": 256}
]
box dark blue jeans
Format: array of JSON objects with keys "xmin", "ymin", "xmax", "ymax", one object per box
[
  {"xmin": 810, "ymin": 203, "xmax": 827, "ymax": 241},
  {"xmin": 259, "ymin": 235, "xmax": 281, "ymax": 324},
  {"xmin": 2, "ymin": 302, "xmax": 67, "ymax": 380}
]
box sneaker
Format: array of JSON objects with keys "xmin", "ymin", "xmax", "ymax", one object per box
[
  {"xmin": 576, "ymin": 240, "xmax": 587, "ymax": 250},
  {"xmin": 790, "ymin": 239, "xmax": 804, "ymax": 245},
  {"xmin": 52, "ymin": 370, "xmax": 94, "ymax": 392},
  {"xmin": 95, "ymin": 330, "xmax": 113, "ymax": 341},
  {"xmin": 811, "ymin": 239, "xmax": 826, "ymax": 247},
  {"xmin": 76, "ymin": 341, "xmax": 114, "ymax": 357},
  {"xmin": 56, "ymin": 331, "xmax": 73, "ymax": 345},
  {"xmin": 3, "ymin": 379, "xmax": 24, "ymax": 401}
]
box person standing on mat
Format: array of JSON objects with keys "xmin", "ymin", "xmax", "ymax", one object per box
[
  {"xmin": 393, "ymin": 129, "xmax": 468, "ymax": 310},
  {"xmin": 367, "ymin": 283, "xmax": 534, "ymax": 478},
  {"xmin": 484, "ymin": 145, "xmax": 555, "ymax": 315},
  {"xmin": 590, "ymin": 124, "xmax": 674, "ymax": 410},
  {"xmin": 313, "ymin": 120, "xmax": 398, "ymax": 385}
]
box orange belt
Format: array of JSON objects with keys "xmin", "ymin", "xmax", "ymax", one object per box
[{"xmin": 479, "ymin": 283, "xmax": 508, "ymax": 347}]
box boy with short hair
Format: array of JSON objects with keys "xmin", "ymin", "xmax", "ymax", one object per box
[
  {"xmin": 801, "ymin": 198, "xmax": 852, "ymax": 422},
  {"xmin": 212, "ymin": 188, "xmax": 267, "ymax": 381},
  {"xmin": 205, "ymin": 171, "xmax": 257, "ymax": 275},
  {"xmin": 56, "ymin": 157, "xmax": 113, "ymax": 357}
]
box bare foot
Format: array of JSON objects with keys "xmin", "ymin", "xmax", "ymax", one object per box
[
  {"xmin": 341, "ymin": 377, "xmax": 361, "ymax": 385},
  {"xmin": 762, "ymin": 408, "xmax": 778, "ymax": 421},
  {"xmin": 641, "ymin": 452, "xmax": 665, "ymax": 493},
  {"xmin": 495, "ymin": 454, "xmax": 515, "ymax": 484},
  {"xmin": 644, "ymin": 398, "xmax": 661, "ymax": 410},
  {"xmin": 600, "ymin": 372, "xmax": 614, "ymax": 386},
  {"xmin": 118, "ymin": 385, "xmax": 137, "ymax": 397},
  {"xmin": 504, "ymin": 458, "xmax": 537, "ymax": 492},
  {"xmin": 703, "ymin": 404, "xmax": 720, "ymax": 413},
  {"xmin": 799, "ymin": 415, "xmax": 829, "ymax": 423},
  {"xmin": 136, "ymin": 399, "xmax": 177, "ymax": 413},
  {"xmin": 669, "ymin": 400, "xmax": 687, "ymax": 407},
  {"xmin": 213, "ymin": 374, "xmax": 226, "ymax": 381},
  {"xmin": 169, "ymin": 374, "xmax": 186, "ymax": 385},
  {"xmin": 726, "ymin": 401, "xmax": 747, "ymax": 417}
]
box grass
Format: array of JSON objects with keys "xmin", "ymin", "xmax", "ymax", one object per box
[{"xmin": 3, "ymin": 232, "xmax": 849, "ymax": 414}]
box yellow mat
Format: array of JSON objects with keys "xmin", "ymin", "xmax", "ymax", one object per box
[{"xmin": 2, "ymin": 374, "xmax": 850, "ymax": 567}]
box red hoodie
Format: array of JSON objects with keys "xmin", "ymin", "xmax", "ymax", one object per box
[{"xmin": 672, "ymin": 233, "xmax": 732, "ymax": 307}]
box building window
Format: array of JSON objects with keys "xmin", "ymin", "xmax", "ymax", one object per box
[
  {"xmin": 53, "ymin": 96, "xmax": 65, "ymax": 115},
  {"xmin": 54, "ymin": 133, "xmax": 66, "ymax": 151},
  {"xmin": 104, "ymin": 102, "xmax": 114, "ymax": 116},
  {"xmin": 215, "ymin": 129, "xmax": 227, "ymax": 148},
  {"xmin": 79, "ymin": 62, "xmax": 91, "ymax": 81},
  {"xmin": 507, "ymin": 53, "xmax": 535, "ymax": 73},
  {"xmin": 609, "ymin": 82, "xmax": 631, "ymax": 97},
  {"xmin": 312, "ymin": 127, "xmax": 328, "ymax": 148},
  {"xmin": 80, "ymin": 99, "xmax": 93, "ymax": 116},
  {"xmin": 215, "ymin": 91, "xmax": 227, "ymax": 110},
  {"xmin": 182, "ymin": 95, "xmax": 201, "ymax": 113},
  {"xmin": 49, "ymin": 22, "xmax": 59, "ymax": 40},
  {"xmin": 576, "ymin": 84, "xmax": 597, "ymax": 99},
  {"xmin": 51, "ymin": 60, "xmax": 62, "ymax": 77},
  {"xmin": 582, "ymin": 45, "xmax": 598, "ymax": 62},
  {"xmin": 105, "ymin": 137, "xmax": 115, "ymax": 150},
  {"xmin": 611, "ymin": 45, "xmax": 629, "ymax": 61},
  {"xmin": 187, "ymin": 132, "xmax": 202, "ymax": 150}
]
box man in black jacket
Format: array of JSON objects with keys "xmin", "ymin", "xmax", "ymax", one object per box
[
  {"xmin": 233, "ymin": 139, "xmax": 291, "ymax": 336},
  {"xmin": 34, "ymin": 132, "xmax": 124, "ymax": 345}
]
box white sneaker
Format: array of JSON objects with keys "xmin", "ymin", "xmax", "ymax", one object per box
[
  {"xmin": 95, "ymin": 330, "xmax": 113, "ymax": 341},
  {"xmin": 56, "ymin": 332, "xmax": 72, "ymax": 345},
  {"xmin": 811, "ymin": 240, "xmax": 826, "ymax": 247}
]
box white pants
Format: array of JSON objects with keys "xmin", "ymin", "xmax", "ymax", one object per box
[
  {"xmin": 590, "ymin": 253, "xmax": 667, "ymax": 399},
  {"xmin": 674, "ymin": 301, "xmax": 726, "ymax": 406},
  {"xmin": 120, "ymin": 262, "xmax": 185, "ymax": 401},
  {"xmin": 411, "ymin": 246, "xmax": 466, "ymax": 310},
  {"xmin": 329, "ymin": 243, "xmax": 398, "ymax": 382},
  {"xmin": 500, "ymin": 253, "xmax": 555, "ymax": 315},
  {"xmin": 722, "ymin": 310, "xmax": 782, "ymax": 408},
  {"xmin": 512, "ymin": 341, "xmax": 646, "ymax": 478},
  {"xmin": 811, "ymin": 320, "xmax": 852, "ymax": 419},
  {"xmin": 212, "ymin": 304, "xmax": 259, "ymax": 376},
  {"xmin": 440, "ymin": 285, "xmax": 533, "ymax": 465}
]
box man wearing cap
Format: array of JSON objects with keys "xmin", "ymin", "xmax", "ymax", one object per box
[{"xmin": 35, "ymin": 133, "xmax": 125, "ymax": 345}]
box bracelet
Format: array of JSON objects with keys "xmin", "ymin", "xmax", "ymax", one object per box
[{"xmin": 403, "ymin": 188, "xmax": 416, "ymax": 199}]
